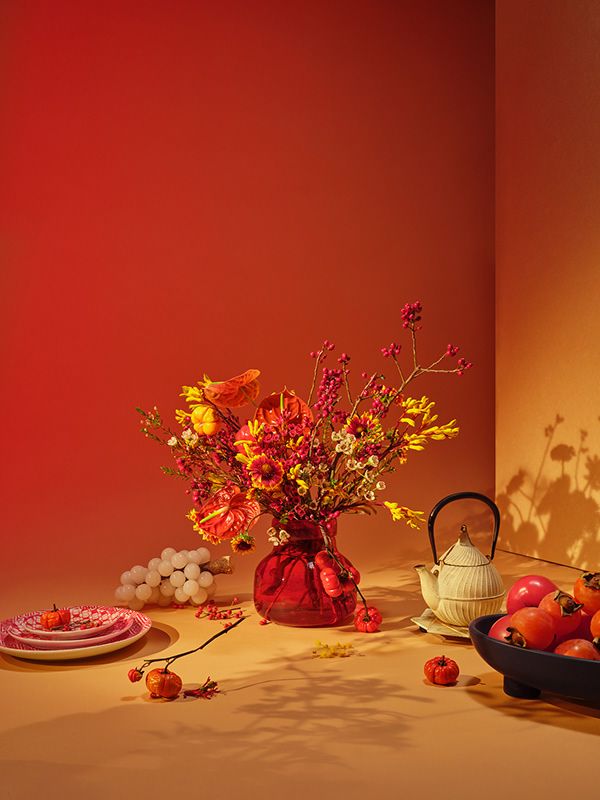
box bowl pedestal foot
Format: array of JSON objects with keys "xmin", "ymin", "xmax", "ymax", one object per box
[{"xmin": 503, "ymin": 677, "xmax": 541, "ymax": 699}]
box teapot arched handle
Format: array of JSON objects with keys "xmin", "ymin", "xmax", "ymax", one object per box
[{"xmin": 428, "ymin": 491, "xmax": 501, "ymax": 565}]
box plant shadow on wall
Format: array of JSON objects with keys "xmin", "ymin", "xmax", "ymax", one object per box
[{"xmin": 497, "ymin": 415, "xmax": 600, "ymax": 568}]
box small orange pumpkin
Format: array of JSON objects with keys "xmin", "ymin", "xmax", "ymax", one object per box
[
  {"xmin": 145, "ymin": 668, "xmax": 183, "ymax": 699},
  {"xmin": 190, "ymin": 405, "xmax": 221, "ymax": 436},
  {"xmin": 203, "ymin": 369, "xmax": 260, "ymax": 408},
  {"xmin": 40, "ymin": 604, "xmax": 71, "ymax": 630}
]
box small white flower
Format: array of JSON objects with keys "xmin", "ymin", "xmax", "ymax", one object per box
[
  {"xmin": 376, "ymin": 480, "xmax": 386, "ymax": 491},
  {"xmin": 167, "ymin": 436, "xmax": 178, "ymax": 447},
  {"xmin": 181, "ymin": 428, "xmax": 194, "ymax": 441},
  {"xmin": 331, "ymin": 431, "xmax": 341, "ymax": 442},
  {"xmin": 368, "ymin": 455, "xmax": 379, "ymax": 467},
  {"xmin": 365, "ymin": 491, "xmax": 375, "ymax": 502},
  {"xmin": 335, "ymin": 444, "xmax": 343, "ymax": 453},
  {"xmin": 268, "ymin": 528, "xmax": 290, "ymax": 546},
  {"xmin": 346, "ymin": 458, "xmax": 357, "ymax": 471}
]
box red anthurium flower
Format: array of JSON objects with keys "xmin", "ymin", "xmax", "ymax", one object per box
[
  {"xmin": 254, "ymin": 389, "xmax": 313, "ymax": 425},
  {"xmin": 196, "ymin": 484, "xmax": 260, "ymax": 541}
]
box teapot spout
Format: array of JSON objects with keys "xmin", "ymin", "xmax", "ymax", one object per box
[{"xmin": 414, "ymin": 564, "xmax": 440, "ymax": 611}]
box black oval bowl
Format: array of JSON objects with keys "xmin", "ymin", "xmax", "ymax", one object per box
[{"xmin": 469, "ymin": 614, "xmax": 600, "ymax": 702}]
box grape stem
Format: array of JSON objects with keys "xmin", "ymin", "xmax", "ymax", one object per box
[{"xmin": 137, "ymin": 614, "xmax": 248, "ymax": 672}]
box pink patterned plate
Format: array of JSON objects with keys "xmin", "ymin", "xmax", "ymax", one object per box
[
  {"xmin": 0, "ymin": 609, "xmax": 152, "ymax": 661},
  {"xmin": 8, "ymin": 615, "xmax": 134, "ymax": 649},
  {"xmin": 19, "ymin": 605, "xmax": 119, "ymax": 639}
]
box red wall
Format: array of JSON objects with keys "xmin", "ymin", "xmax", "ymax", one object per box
[{"xmin": 0, "ymin": 1, "xmax": 494, "ymax": 614}]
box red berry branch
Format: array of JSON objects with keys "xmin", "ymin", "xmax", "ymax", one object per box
[{"xmin": 127, "ymin": 613, "xmax": 247, "ymax": 699}]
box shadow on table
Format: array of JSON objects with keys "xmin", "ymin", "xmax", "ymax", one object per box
[
  {"xmin": 466, "ymin": 670, "xmax": 600, "ymax": 731},
  {"xmin": 0, "ymin": 659, "xmax": 422, "ymax": 799}
]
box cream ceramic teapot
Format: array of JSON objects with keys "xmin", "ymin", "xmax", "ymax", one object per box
[{"xmin": 415, "ymin": 492, "xmax": 505, "ymax": 628}]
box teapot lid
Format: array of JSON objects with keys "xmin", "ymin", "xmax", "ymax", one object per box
[{"xmin": 439, "ymin": 525, "xmax": 491, "ymax": 567}]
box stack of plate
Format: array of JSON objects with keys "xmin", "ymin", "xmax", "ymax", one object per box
[{"xmin": 0, "ymin": 605, "xmax": 152, "ymax": 661}]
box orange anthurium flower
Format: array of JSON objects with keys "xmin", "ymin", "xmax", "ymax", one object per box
[
  {"xmin": 203, "ymin": 369, "xmax": 261, "ymax": 408},
  {"xmin": 254, "ymin": 389, "xmax": 313, "ymax": 425}
]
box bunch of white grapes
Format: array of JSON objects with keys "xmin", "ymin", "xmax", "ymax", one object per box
[{"xmin": 114, "ymin": 546, "xmax": 216, "ymax": 610}]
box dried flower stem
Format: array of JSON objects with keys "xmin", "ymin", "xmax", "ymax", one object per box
[{"xmin": 137, "ymin": 614, "xmax": 248, "ymax": 672}]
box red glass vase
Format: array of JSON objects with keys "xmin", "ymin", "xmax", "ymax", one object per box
[{"xmin": 253, "ymin": 518, "xmax": 357, "ymax": 626}]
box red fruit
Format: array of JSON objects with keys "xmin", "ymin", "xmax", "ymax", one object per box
[
  {"xmin": 506, "ymin": 575, "xmax": 558, "ymax": 614},
  {"xmin": 573, "ymin": 572, "xmax": 600, "ymax": 616},
  {"xmin": 488, "ymin": 614, "xmax": 513, "ymax": 643},
  {"xmin": 555, "ymin": 611, "xmax": 593, "ymax": 645},
  {"xmin": 315, "ymin": 550, "xmax": 335, "ymax": 570},
  {"xmin": 145, "ymin": 668, "xmax": 183, "ymax": 699},
  {"xmin": 506, "ymin": 607, "xmax": 556, "ymax": 650},
  {"xmin": 590, "ymin": 610, "xmax": 600, "ymax": 640},
  {"xmin": 319, "ymin": 567, "xmax": 343, "ymax": 598},
  {"xmin": 128, "ymin": 668, "xmax": 144, "ymax": 683},
  {"xmin": 424, "ymin": 655, "xmax": 460, "ymax": 685},
  {"xmin": 538, "ymin": 590, "xmax": 582, "ymax": 638},
  {"xmin": 354, "ymin": 605, "xmax": 382, "ymax": 633},
  {"xmin": 40, "ymin": 604, "xmax": 71, "ymax": 631},
  {"xmin": 554, "ymin": 639, "xmax": 600, "ymax": 660}
]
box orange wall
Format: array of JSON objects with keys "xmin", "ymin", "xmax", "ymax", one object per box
[
  {"xmin": 496, "ymin": 0, "xmax": 600, "ymax": 568},
  {"xmin": 0, "ymin": 1, "xmax": 495, "ymax": 615}
]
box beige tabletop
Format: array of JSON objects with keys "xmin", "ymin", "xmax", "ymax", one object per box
[{"xmin": 1, "ymin": 549, "xmax": 598, "ymax": 800}]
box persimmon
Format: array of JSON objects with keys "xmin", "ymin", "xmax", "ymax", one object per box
[
  {"xmin": 554, "ymin": 639, "xmax": 600, "ymax": 661},
  {"xmin": 538, "ymin": 590, "xmax": 582, "ymax": 637},
  {"xmin": 573, "ymin": 572, "xmax": 600, "ymax": 616},
  {"xmin": 506, "ymin": 607, "xmax": 556, "ymax": 650},
  {"xmin": 590, "ymin": 610, "xmax": 600, "ymax": 640}
]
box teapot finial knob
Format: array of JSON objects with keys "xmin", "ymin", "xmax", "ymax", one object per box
[{"xmin": 459, "ymin": 524, "xmax": 473, "ymax": 545}]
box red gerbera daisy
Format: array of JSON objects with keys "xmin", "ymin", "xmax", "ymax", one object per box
[{"xmin": 247, "ymin": 454, "xmax": 284, "ymax": 490}]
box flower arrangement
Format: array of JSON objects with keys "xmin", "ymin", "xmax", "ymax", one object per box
[{"xmin": 139, "ymin": 301, "xmax": 471, "ymax": 551}]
